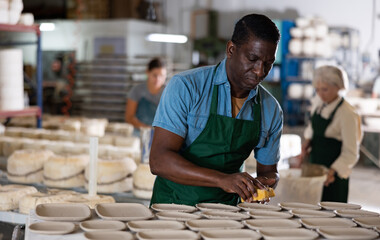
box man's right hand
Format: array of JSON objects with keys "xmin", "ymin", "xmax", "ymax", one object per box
[{"xmin": 216, "ymin": 172, "xmax": 267, "ymax": 202}]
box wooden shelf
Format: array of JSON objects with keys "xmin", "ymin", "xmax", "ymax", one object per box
[
  {"xmin": 0, "ymin": 106, "xmax": 41, "ymax": 119},
  {"xmin": 0, "ymin": 23, "xmax": 40, "ymax": 35},
  {"xmin": 0, "ymin": 23, "xmax": 43, "ymax": 127}
]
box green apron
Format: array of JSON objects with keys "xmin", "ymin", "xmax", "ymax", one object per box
[
  {"xmin": 150, "ymin": 65, "xmax": 262, "ymax": 206},
  {"xmin": 136, "ymin": 97, "xmax": 158, "ymax": 126},
  {"xmin": 310, "ymin": 98, "xmax": 349, "ymax": 203}
]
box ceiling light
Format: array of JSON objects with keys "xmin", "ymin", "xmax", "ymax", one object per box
[
  {"xmin": 146, "ymin": 33, "xmax": 188, "ymax": 44},
  {"xmin": 39, "ymin": 23, "xmax": 55, "ymax": 31}
]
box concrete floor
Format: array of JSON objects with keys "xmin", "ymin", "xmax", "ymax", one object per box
[{"xmin": 349, "ymin": 164, "xmax": 380, "ymax": 213}]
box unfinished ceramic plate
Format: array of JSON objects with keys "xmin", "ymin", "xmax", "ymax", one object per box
[
  {"xmin": 136, "ymin": 230, "xmax": 199, "ymax": 240},
  {"xmin": 127, "ymin": 220, "xmax": 185, "ymax": 232},
  {"xmin": 35, "ymin": 203, "xmax": 91, "ymax": 221},
  {"xmin": 155, "ymin": 211, "xmax": 201, "ymax": 221},
  {"xmin": 200, "ymin": 229, "xmax": 261, "ymax": 240},
  {"xmin": 375, "ymin": 226, "xmax": 380, "ymax": 233},
  {"xmin": 79, "ymin": 220, "xmax": 126, "ymax": 232},
  {"xmin": 353, "ymin": 217, "xmax": 380, "ymax": 228},
  {"xmin": 151, "ymin": 203, "xmax": 197, "ymax": 213},
  {"xmin": 201, "ymin": 210, "xmax": 250, "ymax": 220},
  {"xmin": 334, "ymin": 209, "xmax": 380, "ymax": 218},
  {"xmin": 318, "ymin": 201, "xmax": 361, "ymax": 210},
  {"xmin": 95, "ymin": 203, "xmax": 154, "ymax": 221},
  {"xmin": 84, "ymin": 231, "xmax": 134, "ymax": 240},
  {"xmin": 279, "ymin": 202, "xmax": 321, "ymax": 211},
  {"xmin": 259, "ymin": 228, "xmax": 319, "ymax": 240},
  {"xmin": 300, "ymin": 217, "xmax": 356, "ymax": 229},
  {"xmin": 196, "ymin": 203, "xmax": 240, "ymax": 212},
  {"xmin": 243, "ymin": 219, "xmax": 301, "ymax": 230},
  {"xmin": 237, "ymin": 202, "xmax": 281, "ymax": 211},
  {"xmin": 29, "ymin": 221, "xmax": 75, "ymax": 235},
  {"xmin": 248, "ymin": 210, "xmax": 293, "ymax": 219},
  {"xmin": 185, "ymin": 219, "xmax": 244, "ymax": 231},
  {"xmin": 317, "ymin": 227, "xmax": 379, "ymax": 240},
  {"xmin": 290, "ymin": 209, "xmax": 335, "ymax": 218}
]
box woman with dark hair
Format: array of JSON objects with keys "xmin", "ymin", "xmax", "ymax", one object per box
[
  {"xmin": 149, "ymin": 14, "xmax": 283, "ymax": 206},
  {"xmin": 125, "ymin": 58, "xmax": 167, "ymax": 129}
]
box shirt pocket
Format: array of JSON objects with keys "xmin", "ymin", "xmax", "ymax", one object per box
[{"xmin": 256, "ymin": 129, "xmax": 269, "ymax": 148}]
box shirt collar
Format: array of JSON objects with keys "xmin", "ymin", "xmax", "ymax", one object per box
[
  {"xmin": 325, "ymin": 96, "xmax": 342, "ymax": 109},
  {"xmin": 213, "ymin": 58, "xmax": 259, "ymax": 101},
  {"xmin": 213, "ymin": 58, "xmax": 228, "ymax": 85}
]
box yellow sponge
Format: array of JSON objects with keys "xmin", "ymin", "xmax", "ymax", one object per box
[
  {"xmin": 268, "ymin": 188, "xmax": 275, "ymax": 197},
  {"xmin": 241, "ymin": 187, "xmax": 275, "ymax": 202}
]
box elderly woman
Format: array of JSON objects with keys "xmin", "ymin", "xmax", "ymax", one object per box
[{"xmin": 299, "ymin": 65, "xmax": 362, "ymax": 203}]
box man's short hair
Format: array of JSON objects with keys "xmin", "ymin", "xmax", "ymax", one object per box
[{"xmin": 231, "ymin": 13, "xmax": 280, "ymax": 47}]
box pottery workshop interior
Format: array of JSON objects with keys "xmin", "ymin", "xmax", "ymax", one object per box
[{"xmin": 0, "ymin": 0, "xmax": 380, "ymax": 239}]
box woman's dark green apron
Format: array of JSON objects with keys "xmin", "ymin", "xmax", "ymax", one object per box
[
  {"xmin": 310, "ymin": 98, "xmax": 348, "ymax": 202},
  {"xmin": 150, "ymin": 64, "xmax": 262, "ymax": 206}
]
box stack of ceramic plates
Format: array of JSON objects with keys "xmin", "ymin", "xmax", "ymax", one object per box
[
  {"xmin": 0, "ymin": 49, "xmax": 24, "ymax": 111},
  {"xmin": 0, "ymin": 0, "xmax": 9, "ymax": 23},
  {"xmin": 0, "ymin": 0, "xmax": 23, "ymax": 24},
  {"xmin": 287, "ymin": 83, "xmax": 304, "ymax": 99},
  {"xmin": 8, "ymin": 0, "xmax": 23, "ymax": 24}
]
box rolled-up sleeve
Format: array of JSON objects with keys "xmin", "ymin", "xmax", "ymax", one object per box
[
  {"xmin": 254, "ymin": 103, "xmax": 283, "ymax": 165},
  {"xmin": 331, "ymin": 111, "xmax": 362, "ymax": 178},
  {"xmin": 152, "ymin": 76, "xmax": 191, "ymax": 138}
]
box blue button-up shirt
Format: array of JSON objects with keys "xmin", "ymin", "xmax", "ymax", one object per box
[{"xmin": 153, "ymin": 58, "xmax": 283, "ymax": 165}]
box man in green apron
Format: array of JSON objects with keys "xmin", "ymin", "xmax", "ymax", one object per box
[{"xmin": 149, "ymin": 14, "xmax": 283, "ymax": 205}]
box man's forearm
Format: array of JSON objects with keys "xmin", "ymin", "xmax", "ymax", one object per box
[
  {"xmin": 257, "ymin": 171, "xmax": 279, "ymax": 188},
  {"xmin": 150, "ymin": 149, "xmax": 227, "ymax": 188}
]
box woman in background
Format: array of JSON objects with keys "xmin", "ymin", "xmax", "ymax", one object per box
[
  {"xmin": 299, "ymin": 65, "xmax": 362, "ymax": 202},
  {"xmin": 126, "ymin": 58, "xmax": 167, "ymax": 129}
]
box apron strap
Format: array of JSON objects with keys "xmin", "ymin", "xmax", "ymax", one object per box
[
  {"xmin": 327, "ymin": 98, "xmax": 344, "ymax": 121},
  {"xmin": 252, "ymin": 86, "xmax": 261, "ymax": 122},
  {"xmin": 210, "ymin": 86, "xmax": 218, "ymax": 115},
  {"xmin": 210, "ymin": 62, "xmax": 221, "ymax": 115}
]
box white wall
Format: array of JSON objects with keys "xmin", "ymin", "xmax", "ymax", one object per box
[
  {"xmin": 15, "ymin": 0, "xmax": 380, "ymax": 66},
  {"xmin": 40, "ymin": 19, "xmax": 167, "ymax": 61},
  {"xmin": 12, "ymin": 19, "xmax": 168, "ymax": 64},
  {"xmin": 166, "ymin": 0, "xmax": 380, "ymax": 63}
]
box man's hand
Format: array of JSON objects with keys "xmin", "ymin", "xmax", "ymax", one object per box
[
  {"xmin": 216, "ymin": 172, "xmax": 268, "ymax": 202},
  {"xmin": 150, "ymin": 128, "xmax": 279, "ymax": 203}
]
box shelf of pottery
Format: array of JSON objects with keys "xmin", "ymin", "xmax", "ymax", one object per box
[
  {"xmin": 0, "ymin": 2, "xmax": 43, "ymax": 127},
  {"xmin": 282, "ymin": 16, "xmax": 345, "ymax": 126},
  {"xmin": 0, "ymin": 117, "xmax": 157, "ymax": 209},
  {"xmin": 282, "ymin": 56, "xmax": 324, "ymax": 126},
  {"xmin": 72, "ymin": 55, "xmax": 155, "ymax": 122},
  {"xmin": 0, "ymin": 28, "xmax": 43, "ymax": 127}
]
